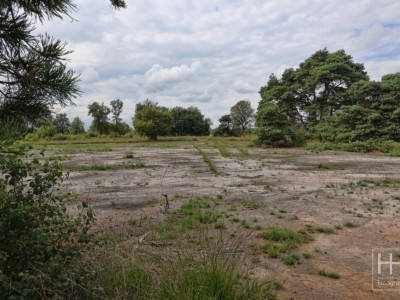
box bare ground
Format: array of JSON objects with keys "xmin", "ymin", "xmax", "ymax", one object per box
[{"xmin": 53, "ymin": 142, "xmax": 400, "ymax": 300}]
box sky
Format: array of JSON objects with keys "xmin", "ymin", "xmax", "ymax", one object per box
[{"xmin": 37, "ymin": 0, "xmax": 400, "ymax": 128}]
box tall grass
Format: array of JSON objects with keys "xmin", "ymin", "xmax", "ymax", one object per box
[{"xmin": 94, "ymin": 234, "xmax": 280, "ymax": 299}]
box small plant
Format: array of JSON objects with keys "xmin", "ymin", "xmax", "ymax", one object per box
[
  {"xmin": 319, "ymin": 270, "xmax": 341, "ymax": 279},
  {"xmin": 278, "ymin": 209, "xmax": 287, "ymax": 213},
  {"xmin": 282, "ymin": 253, "xmax": 301, "ymax": 265},
  {"xmin": 214, "ymin": 221, "xmax": 227, "ymax": 229},
  {"xmin": 315, "ymin": 227, "xmax": 335, "ymax": 234},
  {"xmin": 258, "ymin": 226, "xmax": 313, "ymax": 259},
  {"xmin": 255, "ymin": 225, "xmax": 262, "ymax": 230},
  {"xmin": 124, "ymin": 151, "xmax": 134, "ymax": 158},
  {"xmin": 228, "ymin": 204, "xmax": 237, "ymax": 211},
  {"xmin": 240, "ymin": 219, "xmax": 250, "ymax": 228},
  {"xmin": 344, "ymin": 221, "xmax": 357, "ymax": 228},
  {"xmin": 302, "ymin": 252, "xmax": 312, "ymax": 259},
  {"xmin": 317, "ymin": 163, "xmax": 331, "ymax": 169}
]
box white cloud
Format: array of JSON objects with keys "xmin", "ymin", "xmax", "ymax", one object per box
[
  {"xmin": 144, "ymin": 62, "xmax": 202, "ymax": 91},
  {"xmin": 81, "ymin": 67, "xmax": 100, "ymax": 83},
  {"xmin": 232, "ymin": 80, "xmax": 256, "ymax": 94},
  {"xmin": 34, "ymin": 0, "xmax": 400, "ymax": 127}
]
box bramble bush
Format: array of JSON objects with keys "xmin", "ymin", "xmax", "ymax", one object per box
[{"xmin": 0, "ymin": 149, "xmax": 94, "ymax": 298}]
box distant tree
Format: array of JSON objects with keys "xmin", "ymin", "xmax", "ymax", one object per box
[
  {"xmin": 110, "ymin": 99, "xmax": 124, "ymax": 125},
  {"xmin": 135, "ymin": 99, "xmax": 168, "ymax": 114},
  {"xmin": 52, "ymin": 113, "xmax": 71, "ymax": 133},
  {"xmin": 88, "ymin": 102, "xmax": 111, "ymax": 135},
  {"xmin": 109, "ymin": 99, "xmax": 131, "ymax": 135},
  {"xmin": 70, "ymin": 117, "xmax": 86, "ymax": 134},
  {"xmin": 230, "ymin": 100, "xmax": 254, "ymax": 134},
  {"xmin": 214, "ymin": 114, "xmax": 239, "ymax": 137},
  {"xmin": 36, "ymin": 125, "xmax": 58, "ymax": 139},
  {"xmin": 170, "ymin": 106, "xmax": 211, "ymax": 136},
  {"xmin": 133, "ymin": 107, "xmax": 173, "ymax": 140}
]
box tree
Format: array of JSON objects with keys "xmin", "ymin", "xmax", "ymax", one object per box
[
  {"xmin": 70, "ymin": 116, "xmax": 86, "ymax": 134},
  {"xmin": 0, "ymin": 0, "xmax": 126, "ymax": 149},
  {"xmin": 135, "ymin": 99, "xmax": 168, "ymax": 113},
  {"xmin": 0, "ymin": 1, "xmax": 81, "ymax": 128},
  {"xmin": 110, "ymin": 99, "xmax": 123, "ymax": 125},
  {"xmin": 230, "ymin": 100, "xmax": 254, "ymax": 134},
  {"xmin": 213, "ymin": 114, "xmax": 239, "ymax": 137},
  {"xmin": 170, "ymin": 106, "xmax": 211, "ymax": 136},
  {"xmin": 316, "ymin": 73, "xmax": 400, "ymax": 143},
  {"xmin": 109, "ymin": 99, "xmax": 131, "ymax": 135},
  {"xmin": 255, "ymin": 103, "xmax": 297, "ymax": 147},
  {"xmin": 258, "ymin": 49, "xmax": 368, "ymax": 128},
  {"xmin": 133, "ymin": 106, "xmax": 173, "ymax": 140},
  {"xmin": 88, "ymin": 102, "xmax": 111, "ymax": 135},
  {"xmin": 53, "ymin": 113, "xmax": 71, "ymax": 133},
  {"xmin": 0, "ymin": 2, "xmax": 127, "ymax": 296}
]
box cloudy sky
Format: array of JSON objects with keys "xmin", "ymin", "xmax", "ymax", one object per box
[{"xmin": 38, "ymin": 0, "xmax": 400, "ymax": 128}]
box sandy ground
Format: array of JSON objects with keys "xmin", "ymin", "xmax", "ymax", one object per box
[{"xmin": 53, "ymin": 142, "xmax": 400, "ymax": 300}]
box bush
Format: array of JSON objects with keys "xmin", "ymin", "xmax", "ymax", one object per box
[
  {"xmin": 36, "ymin": 125, "xmax": 58, "ymax": 139},
  {"xmin": 0, "ymin": 151, "xmax": 94, "ymax": 298}
]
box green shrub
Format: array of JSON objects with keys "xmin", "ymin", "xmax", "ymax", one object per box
[{"xmin": 0, "ymin": 152, "xmax": 94, "ymax": 298}]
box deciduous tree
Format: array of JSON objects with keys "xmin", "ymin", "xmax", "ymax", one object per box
[
  {"xmin": 70, "ymin": 116, "xmax": 86, "ymax": 134},
  {"xmin": 88, "ymin": 102, "xmax": 111, "ymax": 135},
  {"xmin": 230, "ymin": 100, "xmax": 254, "ymax": 134},
  {"xmin": 133, "ymin": 106, "xmax": 173, "ymax": 140}
]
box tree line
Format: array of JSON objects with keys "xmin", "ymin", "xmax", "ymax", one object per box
[{"xmin": 26, "ymin": 98, "xmax": 256, "ymax": 141}]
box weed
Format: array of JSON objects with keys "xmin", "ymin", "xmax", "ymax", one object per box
[
  {"xmin": 124, "ymin": 151, "xmax": 134, "ymax": 158},
  {"xmin": 344, "ymin": 222, "xmax": 357, "ymax": 228},
  {"xmin": 193, "ymin": 144, "xmax": 218, "ymax": 175},
  {"xmin": 319, "ymin": 270, "xmax": 341, "ymax": 279},
  {"xmin": 282, "ymin": 253, "xmax": 301, "ymax": 265},
  {"xmin": 214, "ymin": 221, "xmax": 227, "ymax": 229},
  {"xmin": 315, "ymin": 227, "xmax": 335, "ymax": 234},
  {"xmin": 317, "ymin": 163, "xmax": 331, "ymax": 169},
  {"xmin": 258, "ymin": 226, "xmax": 313, "ymax": 258}
]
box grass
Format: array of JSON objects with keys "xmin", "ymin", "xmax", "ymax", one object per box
[
  {"xmin": 215, "ymin": 143, "xmax": 231, "ymax": 158},
  {"xmin": 281, "ymin": 253, "xmax": 301, "ymax": 265},
  {"xmin": 95, "ymin": 234, "xmax": 281, "ymax": 299},
  {"xmin": 71, "ymin": 162, "xmax": 156, "ymax": 171},
  {"xmin": 318, "ymin": 269, "xmax": 341, "ymax": 279},
  {"xmin": 193, "ymin": 144, "xmax": 218, "ymax": 175},
  {"xmin": 315, "ymin": 227, "xmax": 335, "ymax": 234},
  {"xmin": 317, "ymin": 163, "xmax": 331, "ymax": 169},
  {"xmin": 156, "ymin": 197, "xmax": 224, "ymax": 239},
  {"xmin": 258, "ymin": 226, "xmax": 313, "ymax": 259},
  {"xmin": 124, "ymin": 151, "xmax": 134, "ymax": 158},
  {"xmin": 344, "ymin": 221, "xmax": 357, "ymax": 228}
]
